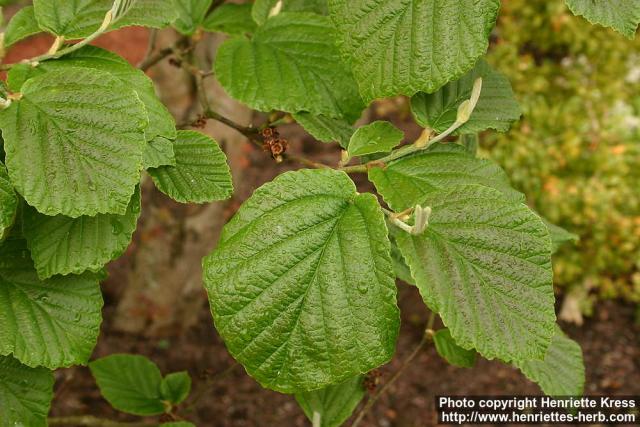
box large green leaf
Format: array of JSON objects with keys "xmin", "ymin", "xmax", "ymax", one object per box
[
  {"xmin": 516, "ymin": 326, "xmax": 585, "ymax": 397},
  {"xmin": 144, "ymin": 137, "xmax": 176, "ymax": 169},
  {"xmin": 173, "ymin": 0, "xmax": 212, "ymax": 35},
  {"xmin": 0, "ymin": 162, "xmax": 17, "ymax": 240},
  {"xmin": 292, "ymin": 112, "xmax": 354, "ymax": 148},
  {"xmin": 4, "ymin": 6, "xmax": 42, "ymax": 47},
  {"xmin": 252, "ymin": 0, "xmax": 327, "ymax": 25},
  {"xmin": 368, "ymin": 143, "xmax": 524, "ymax": 211},
  {"xmin": 0, "ymin": 355, "xmax": 54, "ymax": 427},
  {"xmin": 203, "ymin": 169, "xmax": 399, "ymax": 392},
  {"xmin": 566, "ymin": 0, "xmax": 640, "ymax": 39},
  {"xmin": 0, "ymin": 67, "xmax": 147, "ymax": 218},
  {"xmin": 215, "ymin": 12, "xmax": 364, "ymax": 121},
  {"xmin": 295, "ymin": 376, "xmax": 365, "ymax": 427},
  {"xmin": 89, "ymin": 354, "xmax": 165, "ymax": 416},
  {"xmin": 23, "ymin": 187, "xmax": 141, "ymax": 279},
  {"xmin": 347, "ymin": 121, "xmax": 403, "ymax": 157},
  {"xmin": 148, "ymin": 131, "xmax": 233, "ymax": 203},
  {"xmin": 433, "ymin": 328, "xmax": 476, "ymax": 368},
  {"xmin": 0, "ymin": 238, "xmax": 104, "ymax": 369},
  {"xmin": 395, "ymin": 185, "xmax": 555, "ymax": 362},
  {"xmin": 202, "ymin": 3, "xmax": 256, "ymax": 35},
  {"xmin": 327, "ymin": 0, "xmax": 500, "ymax": 101},
  {"xmin": 411, "ymin": 60, "xmax": 521, "ymax": 135},
  {"xmin": 33, "ymin": 0, "xmax": 178, "ymax": 39}
]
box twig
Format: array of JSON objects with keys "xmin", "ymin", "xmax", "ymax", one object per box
[
  {"xmin": 48, "ymin": 416, "xmax": 155, "ymax": 427},
  {"xmin": 138, "ymin": 46, "xmax": 175, "ymax": 71}
]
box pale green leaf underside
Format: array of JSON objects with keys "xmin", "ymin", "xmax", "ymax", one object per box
[
  {"xmin": 89, "ymin": 354, "xmax": 165, "ymax": 416},
  {"xmin": 215, "ymin": 12, "xmax": 364, "ymax": 121},
  {"xmin": 4, "ymin": 6, "xmax": 42, "ymax": 48},
  {"xmin": 204, "ymin": 169, "xmax": 399, "ymax": 393},
  {"xmin": 516, "ymin": 326, "xmax": 585, "ymax": 397},
  {"xmin": 148, "ymin": 130, "xmax": 233, "ymax": 203},
  {"xmin": 295, "ymin": 376, "xmax": 365, "ymax": 427},
  {"xmin": 23, "ymin": 187, "xmax": 141, "ymax": 280},
  {"xmin": 0, "ymin": 67, "xmax": 147, "ymax": 218},
  {"xmin": 396, "ymin": 185, "xmax": 555, "ymax": 362},
  {"xmin": 144, "ymin": 136, "xmax": 176, "ymax": 169},
  {"xmin": 328, "ymin": 0, "xmax": 500, "ymax": 101},
  {"xmin": 433, "ymin": 328, "xmax": 476, "ymax": 368},
  {"xmin": 252, "ymin": 0, "xmax": 328, "ymax": 25},
  {"xmin": 203, "ymin": 3, "xmax": 257, "ymax": 35},
  {"xmin": 368, "ymin": 143, "xmax": 524, "ymax": 212},
  {"xmin": 33, "ymin": 0, "xmax": 178, "ymax": 39},
  {"xmin": 0, "ymin": 163, "xmax": 18, "ymax": 240},
  {"xmin": 292, "ymin": 112, "xmax": 354, "ymax": 148},
  {"xmin": 0, "ymin": 355, "xmax": 54, "ymax": 427},
  {"xmin": 348, "ymin": 121, "xmax": 403, "ymax": 157},
  {"xmin": 0, "ymin": 238, "xmax": 103, "ymax": 369},
  {"xmin": 411, "ymin": 59, "xmax": 521, "ymax": 135},
  {"xmin": 566, "ymin": 0, "xmax": 640, "ymax": 39},
  {"xmin": 389, "ymin": 228, "xmax": 415, "ymax": 285},
  {"xmin": 173, "ymin": 0, "xmax": 212, "ymax": 35}
]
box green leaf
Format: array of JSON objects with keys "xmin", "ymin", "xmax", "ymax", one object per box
[
  {"xmin": 543, "ymin": 218, "xmax": 579, "ymax": 255},
  {"xmin": 0, "ymin": 355, "xmax": 54, "ymax": 427},
  {"xmin": 203, "ymin": 169, "xmax": 399, "ymax": 393},
  {"xmin": 4, "ymin": 6, "xmax": 42, "ymax": 47},
  {"xmin": 433, "ymin": 329, "xmax": 476, "ymax": 368},
  {"xmin": 565, "ymin": 0, "xmax": 640, "ymax": 39},
  {"xmin": 390, "ymin": 236, "xmax": 414, "ymax": 285},
  {"xmin": 215, "ymin": 12, "xmax": 364, "ymax": 121},
  {"xmin": 33, "ymin": 0, "xmax": 178, "ymax": 39},
  {"xmin": 411, "ymin": 60, "xmax": 521, "ymax": 135},
  {"xmin": 160, "ymin": 371, "xmax": 191, "ymax": 405},
  {"xmin": 516, "ymin": 326, "xmax": 585, "ymax": 397},
  {"xmin": 148, "ymin": 130, "xmax": 233, "ymax": 203},
  {"xmin": 23, "ymin": 187, "xmax": 141, "ymax": 279},
  {"xmin": 368, "ymin": 143, "xmax": 524, "ymax": 212},
  {"xmin": 295, "ymin": 376, "xmax": 365, "ymax": 427},
  {"xmin": 292, "ymin": 112, "xmax": 354, "ymax": 148},
  {"xmin": 395, "ymin": 184, "xmax": 555, "ymax": 362},
  {"xmin": 90, "ymin": 354, "xmax": 165, "ymax": 415},
  {"xmin": 252, "ymin": 0, "xmax": 327, "ymax": 25},
  {"xmin": 328, "ymin": 0, "xmax": 500, "ymax": 102},
  {"xmin": 173, "ymin": 0, "xmax": 212, "ymax": 35},
  {"xmin": 0, "ymin": 162, "xmax": 18, "ymax": 241},
  {"xmin": 144, "ymin": 136, "xmax": 176, "ymax": 169},
  {"xmin": 347, "ymin": 121, "xmax": 403, "ymax": 158},
  {"xmin": 203, "ymin": 3, "xmax": 257, "ymax": 35},
  {"xmin": 0, "ymin": 67, "xmax": 147, "ymax": 218},
  {"xmin": 0, "ymin": 238, "xmax": 104, "ymax": 369}
]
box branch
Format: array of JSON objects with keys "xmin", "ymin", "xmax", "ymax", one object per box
[{"xmin": 48, "ymin": 416, "xmax": 155, "ymax": 427}]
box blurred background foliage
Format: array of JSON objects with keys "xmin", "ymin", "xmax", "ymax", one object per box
[{"xmin": 484, "ymin": 0, "xmax": 640, "ymax": 315}]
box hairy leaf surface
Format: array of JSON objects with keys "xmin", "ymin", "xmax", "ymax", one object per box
[
  {"xmin": 144, "ymin": 137, "xmax": 176, "ymax": 169},
  {"xmin": 396, "ymin": 185, "xmax": 555, "ymax": 362},
  {"xmin": 433, "ymin": 328, "xmax": 476, "ymax": 368},
  {"xmin": 328, "ymin": 0, "xmax": 500, "ymax": 101},
  {"xmin": 4, "ymin": 6, "xmax": 42, "ymax": 47},
  {"xmin": 292, "ymin": 113, "xmax": 354, "ymax": 148},
  {"xmin": 295, "ymin": 376, "xmax": 365, "ymax": 427},
  {"xmin": 566, "ymin": 0, "xmax": 640, "ymax": 38},
  {"xmin": 203, "ymin": 3, "xmax": 256, "ymax": 35},
  {"xmin": 204, "ymin": 169, "xmax": 399, "ymax": 392},
  {"xmin": 0, "ymin": 163, "xmax": 17, "ymax": 241},
  {"xmin": 347, "ymin": 121, "xmax": 403, "ymax": 157}
]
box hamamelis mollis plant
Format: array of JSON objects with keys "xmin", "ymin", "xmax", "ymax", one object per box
[{"xmin": 0, "ymin": 0, "xmax": 636, "ymax": 425}]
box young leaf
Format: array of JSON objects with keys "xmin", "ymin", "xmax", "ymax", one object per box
[
  {"xmin": 347, "ymin": 121, "xmax": 403, "ymax": 157},
  {"xmin": 0, "ymin": 355, "xmax": 54, "ymax": 427},
  {"xmin": 144, "ymin": 136, "xmax": 176, "ymax": 169},
  {"xmin": 411, "ymin": 60, "xmax": 521, "ymax": 135},
  {"xmin": 89, "ymin": 354, "xmax": 165, "ymax": 416},
  {"xmin": 203, "ymin": 3, "xmax": 257, "ymax": 36},
  {"xmin": 327, "ymin": 0, "xmax": 500, "ymax": 101},
  {"xmin": 516, "ymin": 326, "xmax": 585, "ymax": 397},
  {"xmin": 0, "ymin": 67, "xmax": 147, "ymax": 218},
  {"xmin": 3, "ymin": 6, "xmax": 42, "ymax": 47},
  {"xmin": 215, "ymin": 12, "xmax": 364, "ymax": 121},
  {"xmin": 33, "ymin": 0, "xmax": 178, "ymax": 39},
  {"xmin": 368, "ymin": 143, "xmax": 524, "ymax": 212},
  {"xmin": 173, "ymin": 0, "xmax": 212, "ymax": 35},
  {"xmin": 252, "ymin": 0, "xmax": 327, "ymax": 25},
  {"xmin": 292, "ymin": 112, "xmax": 354, "ymax": 149},
  {"xmin": 543, "ymin": 218, "xmax": 579, "ymax": 254},
  {"xmin": 295, "ymin": 376, "xmax": 365, "ymax": 427},
  {"xmin": 160, "ymin": 371, "xmax": 191, "ymax": 405},
  {"xmin": 0, "ymin": 162, "xmax": 17, "ymax": 241},
  {"xmin": 23, "ymin": 187, "xmax": 141, "ymax": 279},
  {"xmin": 203, "ymin": 169, "xmax": 399, "ymax": 393},
  {"xmin": 433, "ymin": 329, "xmax": 476, "ymax": 368},
  {"xmin": 395, "ymin": 184, "xmax": 556, "ymax": 362},
  {"xmin": 0, "ymin": 238, "xmax": 104, "ymax": 369},
  {"xmin": 148, "ymin": 130, "xmax": 233, "ymax": 203},
  {"xmin": 565, "ymin": 0, "xmax": 640, "ymax": 39}
]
